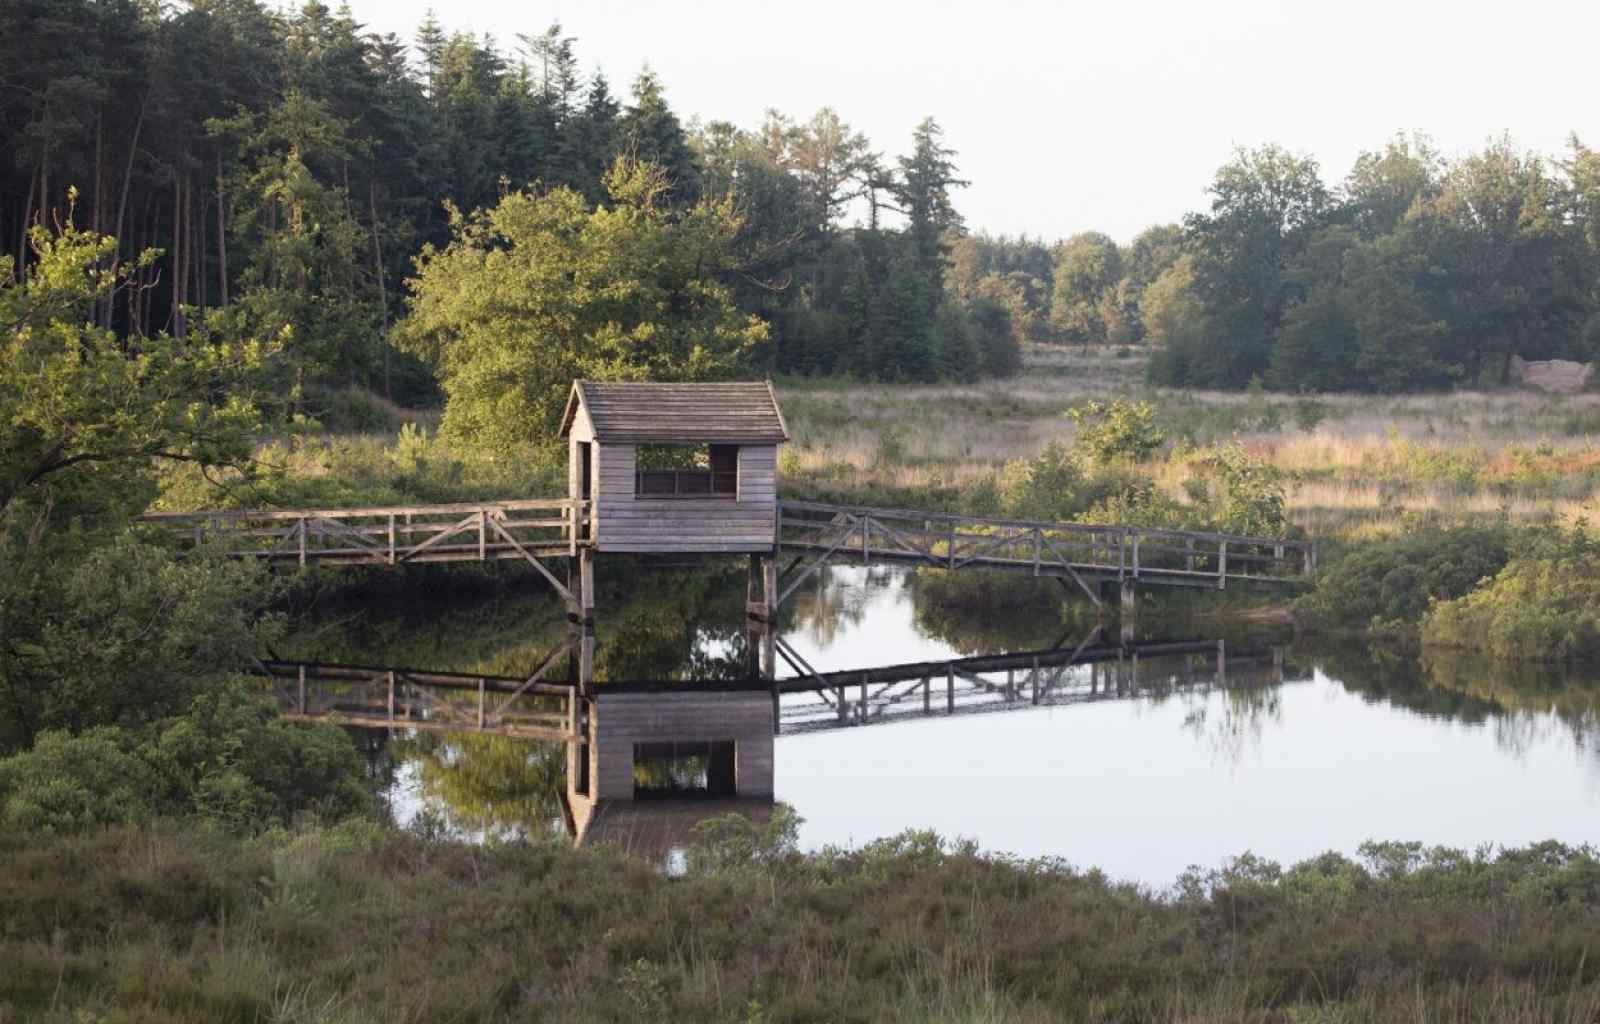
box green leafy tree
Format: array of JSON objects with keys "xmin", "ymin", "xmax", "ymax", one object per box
[
  {"xmin": 398, "ymin": 158, "xmax": 767, "ymax": 449},
  {"xmin": 1168, "ymin": 146, "xmax": 1331, "ymax": 387},
  {"xmin": 1050, "ymin": 232, "xmax": 1122, "ymax": 346},
  {"xmin": 1, "ymin": 213, "xmax": 266, "ymax": 524}
]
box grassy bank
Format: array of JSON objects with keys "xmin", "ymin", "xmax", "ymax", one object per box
[{"xmin": 5, "ymin": 821, "xmax": 1600, "ymax": 1024}]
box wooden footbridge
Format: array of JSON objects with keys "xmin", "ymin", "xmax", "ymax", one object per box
[{"xmin": 141, "ymin": 380, "xmax": 1315, "ymax": 684}]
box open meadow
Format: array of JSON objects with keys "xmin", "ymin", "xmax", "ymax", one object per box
[{"xmin": 778, "ymin": 345, "xmax": 1600, "ymax": 542}]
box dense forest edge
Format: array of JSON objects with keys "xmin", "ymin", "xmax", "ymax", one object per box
[{"xmin": 8, "ymin": 2, "xmax": 1600, "ymax": 1020}]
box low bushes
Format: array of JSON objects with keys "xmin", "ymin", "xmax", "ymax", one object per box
[
  {"xmin": 1296, "ymin": 521, "xmax": 1514, "ymax": 632},
  {"xmin": 1424, "ymin": 536, "xmax": 1600, "ymax": 661},
  {"xmin": 3, "ymin": 822, "xmax": 1600, "ymax": 1022}
]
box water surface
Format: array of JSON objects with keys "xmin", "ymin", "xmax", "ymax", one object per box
[{"xmin": 298, "ymin": 562, "xmax": 1600, "ymax": 886}]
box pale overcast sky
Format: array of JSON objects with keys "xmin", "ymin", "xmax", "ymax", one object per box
[{"xmin": 341, "ymin": 0, "xmax": 1598, "ymax": 243}]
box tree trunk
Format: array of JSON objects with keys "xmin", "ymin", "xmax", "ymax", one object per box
[
  {"xmin": 196, "ymin": 182, "xmax": 207, "ymax": 310},
  {"xmin": 17, "ymin": 161, "xmax": 37, "ymax": 277},
  {"xmin": 107, "ymin": 92, "xmax": 149, "ymax": 328},
  {"xmin": 171, "ymin": 171, "xmax": 184, "ymax": 338},
  {"xmin": 216, "ymin": 150, "xmax": 228, "ymax": 307},
  {"xmin": 370, "ymin": 179, "xmax": 391, "ymax": 399}
]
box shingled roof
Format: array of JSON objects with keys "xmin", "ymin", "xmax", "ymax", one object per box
[{"xmin": 560, "ymin": 381, "xmax": 790, "ymax": 443}]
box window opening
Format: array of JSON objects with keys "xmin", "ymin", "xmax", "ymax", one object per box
[{"xmin": 634, "ymin": 443, "xmax": 738, "ymax": 498}]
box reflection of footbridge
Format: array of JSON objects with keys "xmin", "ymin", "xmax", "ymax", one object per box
[{"xmin": 257, "ymin": 633, "xmax": 1303, "ymax": 855}]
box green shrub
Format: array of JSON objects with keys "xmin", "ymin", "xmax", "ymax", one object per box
[
  {"xmin": 0, "ymin": 683, "xmax": 371, "ymax": 836},
  {"xmin": 1213, "ymin": 442, "xmax": 1288, "ymax": 536},
  {"xmin": 0, "ymin": 728, "xmax": 156, "ymax": 833},
  {"xmin": 999, "ymin": 441, "xmax": 1085, "ymax": 520},
  {"xmin": 1423, "ymin": 544, "xmax": 1600, "ymax": 662},
  {"xmin": 1297, "ymin": 522, "xmax": 1514, "ymax": 631},
  {"xmin": 1068, "ymin": 399, "xmax": 1166, "ymax": 463}
]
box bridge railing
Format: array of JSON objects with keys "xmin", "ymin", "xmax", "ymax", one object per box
[
  {"xmin": 777, "ymin": 500, "xmax": 1315, "ymax": 589},
  {"xmin": 262, "ymin": 661, "xmax": 575, "ymax": 740},
  {"xmin": 139, "ymin": 499, "xmax": 588, "ymax": 566}
]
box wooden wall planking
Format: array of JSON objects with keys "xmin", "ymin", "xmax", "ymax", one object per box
[{"xmin": 590, "ymin": 442, "xmax": 779, "ymax": 553}]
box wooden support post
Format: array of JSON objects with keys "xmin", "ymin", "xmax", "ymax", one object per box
[
  {"xmin": 1217, "ymin": 639, "xmax": 1227, "ymax": 687},
  {"xmin": 948, "ymin": 520, "xmax": 956, "ymax": 569},
  {"xmin": 946, "ymin": 667, "xmax": 955, "ymax": 714},
  {"xmin": 1031, "ymin": 657, "xmax": 1040, "ymax": 705},
  {"xmin": 387, "ymin": 670, "xmax": 395, "ymax": 721},
  {"xmin": 1218, "ymin": 541, "xmax": 1228, "ymax": 590},
  {"xmin": 388, "ymin": 514, "xmax": 396, "ymax": 565},
  {"xmin": 1186, "ymin": 537, "xmax": 1195, "ymax": 573},
  {"xmin": 1032, "ymin": 529, "xmax": 1041, "ymax": 577},
  {"xmin": 477, "ymin": 677, "xmax": 486, "ymax": 730},
  {"xmin": 922, "ymin": 675, "xmax": 930, "ymax": 713},
  {"xmin": 478, "ymin": 510, "xmax": 487, "ymax": 560},
  {"xmin": 297, "ymin": 518, "xmax": 307, "ymax": 566},
  {"xmin": 297, "ymin": 664, "xmax": 306, "ymax": 714},
  {"xmin": 578, "ymin": 548, "xmax": 595, "ymax": 690}
]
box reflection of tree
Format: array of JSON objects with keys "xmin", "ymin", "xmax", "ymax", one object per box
[
  {"xmin": 594, "ymin": 562, "xmax": 750, "ymax": 681},
  {"xmin": 281, "ymin": 573, "xmax": 570, "ymax": 677},
  {"xmin": 1422, "ymin": 648, "xmax": 1600, "ymax": 763},
  {"xmin": 784, "ymin": 565, "xmax": 874, "ymax": 648},
  {"xmin": 402, "ymin": 732, "xmax": 567, "ymax": 837},
  {"xmin": 907, "ymin": 569, "xmax": 1089, "ymax": 655},
  {"xmin": 1311, "ymin": 640, "xmax": 1600, "ymax": 769},
  {"xmin": 1180, "ymin": 685, "xmax": 1283, "ymax": 767}
]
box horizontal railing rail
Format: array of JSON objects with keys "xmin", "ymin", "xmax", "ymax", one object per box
[{"xmin": 775, "ymin": 500, "xmax": 1316, "ymax": 599}]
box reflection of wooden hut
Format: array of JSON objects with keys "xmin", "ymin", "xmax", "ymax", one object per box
[
  {"xmin": 564, "ymin": 688, "xmax": 776, "ymax": 853},
  {"xmin": 559, "ymin": 381, "xmax": 788, "ymax": 554}
]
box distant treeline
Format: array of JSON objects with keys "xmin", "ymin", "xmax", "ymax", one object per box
[
  {"xmin": 0, "ymin": 0, "xmax": 1017, "ymax": 404},
  {"xmin": 973, "ymin": 136, "xmax": 1600, "ymax": 392},
  {"xmin": 5, "ymin": 2, "xmax": 1597, "ymax": 397}
]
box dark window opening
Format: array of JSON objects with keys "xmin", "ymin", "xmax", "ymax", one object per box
[
  {"xmin": 576, "ymin": 441, "xmax": 592, "ymax": 501},
  {"xmin": 576, "ymin": 740, "xmax": 591, "ymax": 797},
  {"xmin": 633, "ymin": 740, "xmax": 736, "ymax": 798},
  {"xmin": 635, "ymin": 444, "xmax": 738, "ymax": 498}
]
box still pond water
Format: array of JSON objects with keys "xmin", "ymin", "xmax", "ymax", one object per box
[{"xmin": 299, "ymin": 563, "xmax": 1600, "ymax": 887}]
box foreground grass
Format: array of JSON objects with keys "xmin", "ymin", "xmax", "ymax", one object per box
[{"xmin": 4, "ymin": 822, "xmax": 1600, "ymax": 1023}]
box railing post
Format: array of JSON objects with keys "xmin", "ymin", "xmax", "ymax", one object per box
[
  {"xmin": 297, "ymin": 518, "xmax": 307, "ymax": 566},
  {"xmin": 388, "ymin": 514, "xmax": 396, "ymax": 565},
  {"xmin": 1218, "ymin": 541, "xmax": 1228, "ymax": 590},
  {"xmin": 387, "ymin": 671, "xmax": 396, "ymax": 721},
  {"xmin": 1132, "ymin": 534, "xmax": 1141, "ymax": 579},
  {"xmin": 1032, "ymin": 529, "xmax": 1041, "ymax": 577},
  {"xmin": 297, "ymin": 664, "xmax": 306, "ymax": 714},
  {"xmin": 947, "ymin": 667, "xmax": 955, "ymax": 714},
  {"xmin": 948, "ymin": 518, "xmax": 956, "ymax": 569},
  {"xmin": 862, "ymin": 515, "xmax": 870, "ymax": 565},
  {"xmin": 1186, "ymin": 537, "xmax": 1195, "ymax": 573},
  {"xmin": 478, "ymin": 677, "xmax": 486, "ymax": 730},
  {"xmin": 478, "ymin": 510, "xmax": 487, "ymax": 560}
]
